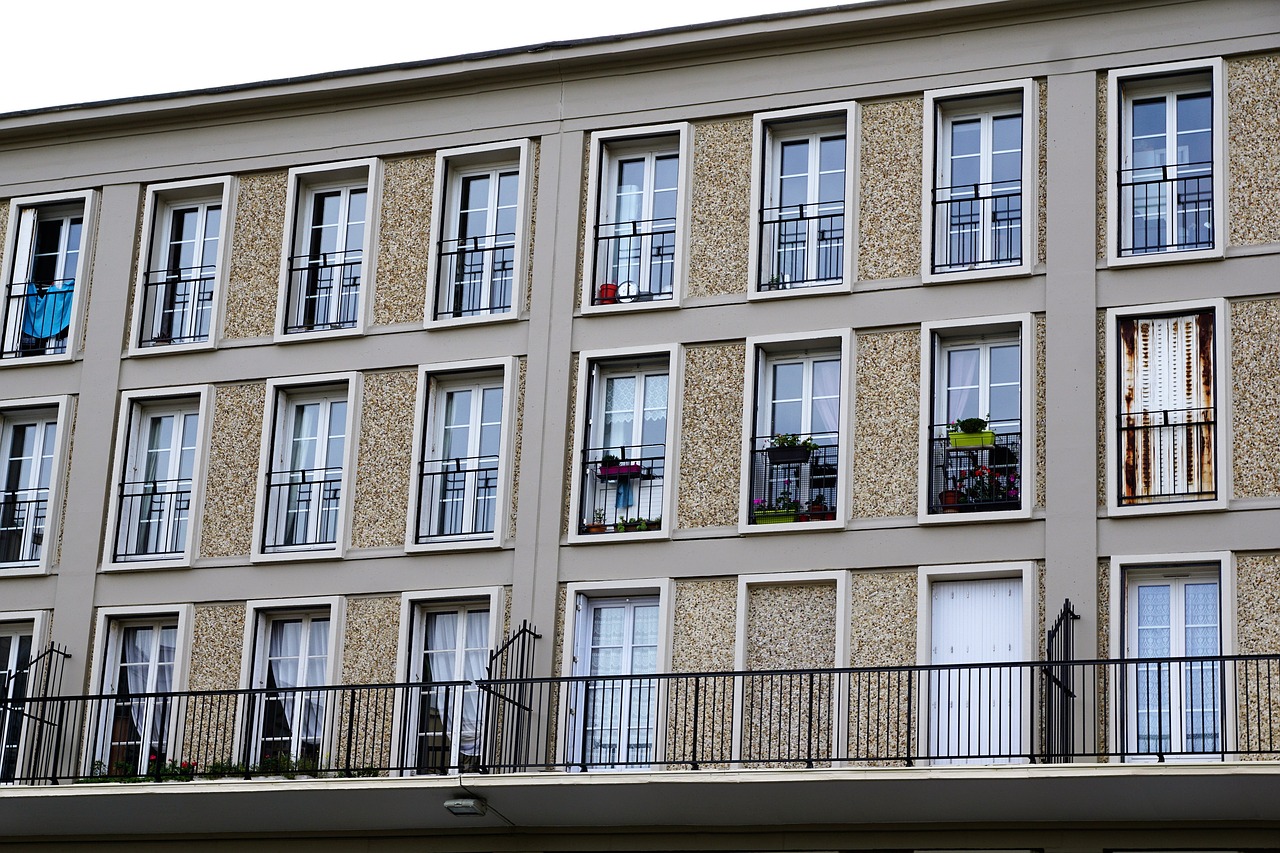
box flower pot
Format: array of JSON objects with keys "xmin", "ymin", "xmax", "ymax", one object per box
[
  {"xmin": 805, "ymin": 509, "xmax": 836, "ymax": 521},
  {"xmin": 938, "ymin": 489, "xmax": 963, "ymax": 513},
  {"xmin": 754, "ymin": 510, "xmax": 798, "ymax": 524},
  {"xmin": 597, "ymin": 282, "xmax": 619, "ymax": 304},
  {"xmin": 767, "ymin": 446, "xmax": 811, "ymax": 465},
  {"xmin": 949, "ymin": 430, "xmax": 996, "ymax": 447},
  {"xmin": 584, "ymin": 523, "xmax": 607, "ymax": 534},
  {"xmin": 599, "ymin": 463, "xmax": 642, "ymax": 479}
]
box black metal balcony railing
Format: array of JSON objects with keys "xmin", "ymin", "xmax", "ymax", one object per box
[
  {"xmin": 261, "ymin": 467, "xmax": 343, "ymax": 552},
  {"xmin": 433, "ymin": 235, "xmax": 515, "ymax": 320},
  {"xmin": 757, "ymin": 203, "xmax": 844, "ymax": 290},
  {"xmin": 0, "ymin": 488, "xmax": 48, "ymax": 564},
  {"xmin": 7, "ymin": 654, "xmax": 1280, "ymax": 784},
  {"xmin": 415, "ymin": 455, "xmax": 499, "ymax": 542},
  {"xmin": 1117, "ymin": 407, "xmax": 1216, "ymax": 506},
  {"xmin": 747, "ymin": 435, "xmax": 838, "ymax": 525},
  {"xmin": 591, "ymin": 219, "xmax": 676, "ymax": 305},
  {"xmin": 113, "ymin": 479, "xmax": 193, "ymax": 561},
  {"xmin": 1119, "ymin": 163, "xmax": 1214, "ymax": 256},
  {"xmin": 138, "ymin": 267, "xmax": 215, "ymax": 347},
  {"xmin": 578, "ymin": 444, "xmax": 665, "ymax": 534},
  {"xmin": 931, "ymin": 182, "xmax": 1022, "ymax": 273},
  {"xmin": 1, "ymin": 278, "xmax": 75, "ymax": 359},
  {"xmin": 283, "ymin": 252, "xmax": 362, "ymax": 334},
  {"xmin": 927, "ymin": 424, "xmax": 1022, "ymax": 514}
]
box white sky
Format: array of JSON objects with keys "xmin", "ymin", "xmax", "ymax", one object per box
[{"xmin": 3, "ymin": 0, "xmax": 836, "ymax": 114}]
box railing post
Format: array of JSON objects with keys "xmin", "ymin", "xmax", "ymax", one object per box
[
  {"xmin": 344, "ymin": 688, "xmax": 357, "ymax": 777},
  {"xmin": 689, "ymin": 676, "xmax": 700, "ymax": 771},
  {"xmin": 805, "ymin": 671, "xmax": 815, "ymax": 768}
]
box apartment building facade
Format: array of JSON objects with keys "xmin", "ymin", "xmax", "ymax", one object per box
[{"xmin": 2, "ymin": 0, "xmax": 1280, "ymax": 849}]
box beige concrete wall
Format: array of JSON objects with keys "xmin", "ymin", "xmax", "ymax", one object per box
[
  {"xmin": 508, "ymin": 357, "xmax": 526, "ymax": 540},
  {"xmin": 188, "ymin": 603, "xmax": 247, "ymax": 692},
  {"xmin": 858, "ymin": 98, "xmax": 923, "ymax": 281},
  {"xmin": 561, "ymin": 357, "xmax": 578, "ymax": 536},
  {"xmin": 52, "ymin": 400, "xmax": 78, "ymax": 567},
  {"xmin": 671, "ymin": 579, "xmax": 737, "ymax": 673},
  {"xmin": 1096, "ymin": 559, "xmax": 1112, "ymax": 659},
  {"xmin": 853, "ymin": 329, "xmax": 919, "ymax": 518},
  {"xmin": 341, "ymin": 596, "xmax": 400, "ymax": 684},
  {"xmin": 1227, "ymin": 54, "xmax": 1280, "ymax": 247},
  {"xmin": 678, "ymin": 343, "xmax": 746, "ymax": 528},
  {"xmin": 199, "ymin": 383, "xmax": 266, "ymax": 559},
  {"xmin": 223, "ymin": 171, "xmax": 287, "ymax": 340},
  {"xmin": 0, "ymin": 200, "xmax": 8, "ymax": 274},
  {"xmin": 1236, "ymin": 554, "xmax": 1280, "ymax": 653},
  {"xmin": 524, "ymin": 141, "xmax": 540, "ymax": 315},
  {"xmin": 849, "ymin": 570, "xmax": 916, "ymax": 667},
  {"xmin": 373, "ymin": 155, "xmax": 433, "ymax": 327},
  {"xmin": 350, "ymin": 369, "xmax": 417, "ymax": 550},
  {"xmin": 1037, "ymin": 78, "xmax": 1048, "ymax": 266},
  {"xmin": 1096, "ymin": 309, "xmax": 1107, "ymax": 507},
  {"xmin": 1035, "ymin": 313, "xmax": 1047, "ymax": 509},
  {"xmin": 746, "ymin": 582, "xmax": 836, "ymax": 670},
  {"xmin": 688, "ymin": 118, "xmax": 752, "ymax": 298},
  {"xmin": 1095, "ymin": 73, "xmax": 1108, "ymax": 260},
  {"xmin": 1232, "ymin": 299, "xmax": 1280, "ymax": 498}
]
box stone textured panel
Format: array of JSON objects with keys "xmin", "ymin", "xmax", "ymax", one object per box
[
  {"xmin": 1097, "ymin": 559, "xmax": 1111, "ymax": 659},
  {"xmin": 561, "ymin": 358, "xmax": 578, "ymax": 536},
  {"xmin": 858, "ymin": 98, "xmax": 923, "ymax": 281},
  {"xmin": 52, "ymin": 401, "xmax": 78, "ymax": 567},
  {"xmin": 574, "ymin": 136, "xmax": 591, "ymax": 307},
  {"xmin": 1235, "ymin": 554, "xmax": 1280, "ymax": 757},
  {"xmin": 746, "ymin": 583, "xmax": 837, "ymax": 670},
  {"xmin": 849, "ymin": 570, "xmax": 916, "ymax": 667},
  {"xmin": 188, "ymin": 604, "xmax": 247, "ymax": 692},
  {"xmin": 671, "ymin": 579, "xmax": 737, "ymax": 673},
  {"xmin": 688, "ymin": 118, "xmax": 752, "ymax": 298},
  {"xmin": 678, "ymin": 343, "xmax": 746, "ymax": 528},
  {"xmin": 350, "ymin": 370, "xmax": 417, "ymax": 549},
  {"xmin": 508, "ymin": 357, "xmax": 526, "ymax": 540},
  {"xmin": 1232, "ymin": 299, "xmax": 1280, "ymax": 498},
  {"xmin": 1228, "ymin": 54, "xmax": 1280, "ymax": 247},
  {"xmin": 1096, "ymin": 73, "xmax": 1108, "ymax": 260},
  {"xmin": 853, "ymin": 329, "xmax": 920, "ymax": 518},
  {"xmin": 1096, "ymin": 310, "xmax": 1107, "ymax": 507},
  {"xmin": 0, "ymin": 201, "xmax": 9, "ymax": 273},
  {"xmin": 524, "ymin": 141, "xmax": 540, "ymax": 315},
  {"xmin": 1035, "ymin": 313, "xmax": 1047, "ymax": 509},
  {"xmin": 341, "ymin": 596, "xmax": 400, "ymax": 684},
  {"xmin": 199, "ymin": 383, "xmax": 266, "ymax": 559},
  {"xmin": 1037, "ymin": 79, "xmax": 1048, "ymax": 266},
  {"xmin": 373, "ymin": 155, "xmax": 433, "ymax": 327},
  {"xmin": 224, "ymin": 171, "xmax": 288, "ymax": 340}
]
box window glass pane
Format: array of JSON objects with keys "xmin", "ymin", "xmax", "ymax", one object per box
[
  {"xmin": 479, "ymin": 387, "xmax": 503, "ymax": 458},
  {"xmin": 345, "ymin": 189, "xmax": 367, "ymax": 252},
  {"xmin": 326, "ymin": 401, "xmax": 346, "ymax": 467},
  {"xmin": 992, "ymin": 114, "xmax": 1021, "ymax": 153},
  {"xmin": 641, "ymin": 374, "xmax": 668, "ymax": 447},
  {"xmin": 614, "ymin": 159, "xmax": 645, "ymax": 222},
  {"xmin": 603, "ymin": 376, "xmax": 636, "ymax": 448},
  {"xmin": 1136, "ymin": 585, "xmax": 1172, "ymax": 657},
  {"xmin": 309, "ymin": 192, "xmax": 341, "ymax": 256},
  {"xmin": 989, "ymin": 343, "xmax": 1020, "ymax": 384}
]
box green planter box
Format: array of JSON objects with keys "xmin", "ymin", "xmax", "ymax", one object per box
[
  {"xmin": 754, "ymin": 510, "xmax": 798, "ymax": 524},
  {"xmin": 949, "ymin": 430, "xmax": 996, "ymax": 447}
]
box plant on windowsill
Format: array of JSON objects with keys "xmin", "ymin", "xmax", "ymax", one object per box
[
  {"xmin": 766, "ymin": 433, "xmax": 819, "ymax": 464},
  {"xmin": 613, "ymin": 516, "xmax": 662, "ymax": 533},
  {"xmin": 753, "ymin": 490, "xmax": 800, "ymax": 524},
  {"xmin": 800, "ymin": 493, "xmax": 836, "ymax": 522},
  {"xmin": 598, "ymin": 452, "xmax": 642, "ymax": 479},
  {"xmin": 585, "ymin": 509, "xmax": 608, "ymax": 534},
  {"xmin": 948, "ymin": 415, "xmax": 995, "ymax": 447},
  {"xmin": 958, "ymin": 465, "xmax": 1019, "ymax": 508}
]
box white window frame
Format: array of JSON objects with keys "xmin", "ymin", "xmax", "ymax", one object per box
[
  {"xmin": 921, "ymin": 80, "xmax": 1036, "ymax": 283},
  {"xmin": 128, "ymin": 177, "xmax": 233, "ymax": 356},
  {"xmin": 917, "ymin": 314, "xmax": 1035, "ymax": 524},
  {"xmin": 558, "ymin": 579, "xmax": 674, "ymax": 770},
  {"xmin": 425, "ymin": 140, "xmax": 533, "ymax": 329},
  {"xmin": 581, "ymin": 124, "xmax": 692, "ymax": 314},
  {"xmin": 0, "ymin": 395, "xmax": 73, "ymax": 577},
  {"xmin": 748, "ymin": 104, "xmax": 857, "ymax": 300},
  {"xmin": 738, "ymin": 330, "xmax": 852, "ymax": 534},
  {"xmin": 0, "ymin": 191, "xmax": 97, "ymax": 367},
  {"xmin": 0, "ymin": 609, "xmax": 50, "ymax": 783},
  {"xmin": 567, "ymin": 345, "xmax": 680, "ymax": 544},
  {"xmin": 405, "ymin": 358, "xmax": 517, "ymax": 553},
  {"xmin": 102, "ymin": 386, "xmax": 212, "ymax": 570},
  {"xmin": 1107, "ymin": 552, "xmax": 1236, "ymax": 762},
  {"xmin": 1106, "ymin": 58, "xmax": 1225, "ymax": 267},
  {"xmin": 252, "ymin": 373, "xmax": 361, "ymax": 562},
  {"xmin": 1105, "ymin": 298, "xmax": 1228, "ymax": 517},
  {"xmin": 275, "ymin": 160, "xmax": 381, "ymax": 342}
]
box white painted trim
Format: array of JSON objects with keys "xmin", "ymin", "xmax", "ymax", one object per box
[
  {"xmin": 238, "ymin": 595, "xmax": 347, "ymax": 691},
  {"xmin": 126, "ymin": 176, "xmax": 234, "ymax": 357},
  {"xmin": 87, "ymin": 603, "xmax": 196, "ymax": 697},
  {"xmin": 0, "ymin": 394, "xmax": 74, "ymax": 576},
  {"xmin": 737, "ymin": 328, "xmax": 853, "ymax": 534},
  {"xmin": 921, "ymin": 79, "xmax": 1037, "ymax": 284},
  {"xmin": 403, "ymin": 357, "xmax": 518, "ymax": 553},
  {"xmin": 424, "ymin": 139, "xmax": 533, "ymax": 329},
  {"xmin": 0, "ymin": 610, "xmax": 52, "ymax": 651},
  {"xmin": 917, "ymin": 312, "xmax": 1036, "ymax": 524},
  {"xmin": 915, "ymin": 561, "xmax": 1038, "ymax": 668},
  {"xmin": 1106, "ymin": 58, "xmax": 1226, "ymax": 268},
  {"xmin": 580, "ymin": 123, "xmax": 691, "ymax": 314},
  {"xmin": 1103, "ymin": 297, "xmax": 1229, "ymax": 517}
]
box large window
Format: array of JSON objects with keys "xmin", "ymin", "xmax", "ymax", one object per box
[
  {"xmin": 93, "ymin": 618, "xmax": 178, "ymax": 777},
  {"xmin": 406, "ymin": 602, "xmax": 490, "ymax": 773},
  {"xmin": 0, "ymin": 621, "xmax": 33, "ymax": 782},
  {"xmin": 0, "ymin": 407, "xmax": 58, "ymax": 567},
  {"xmin": 2, "ymin": 196, "xmax": 91, "ymax": 360},
  {"xmin": 415, "ymin": 374, "xmax": 503, "ymax": 543},
  {"xmin": 250, "ymin": 610, "xmax": 331, "ymax": 770},
  {"xmin": 435, "ymin": 166, "xmax": 517, "ymax": 320}
]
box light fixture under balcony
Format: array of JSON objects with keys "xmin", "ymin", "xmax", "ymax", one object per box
[{"xmin": 444, "ymin": 797, "xmax": 488, "ymax": 816}]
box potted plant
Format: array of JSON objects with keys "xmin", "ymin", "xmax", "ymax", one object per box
[
  {"xmin": 597, "ymin": 282, "xmax": 619, "ymax": 304},
  {"xmin": 766, "ymin": 433, "xmax": 818, "ymax": 464},
  {"xmin": 803, "ymin": 493, "xmax": 835, "ymax": 521},
  {"xmin": 948, "ymin": 415, "xmax": 996, "ymax": 447},
  {"xmin": 753, "ymin": 491, "xmax": 800, "ymax": 524},
  {"xmin": 599, "ymin": 452, "xmax": 641, "ymax": 479},
  {"xmin": 959, "ymin": 466, "xmax": 1020, "ymax": 510},
  {"xmin": 585, "ymin": 509, "xmax": 608, "ymax": 534}
]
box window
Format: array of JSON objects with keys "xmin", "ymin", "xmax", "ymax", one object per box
[
  {"xmin": 1, "ymin": 194, "xmax": 93, "ymax": 360},
  {"xmin": 756, "ymin": 115, "xmax": 847, "ymax": 291},
  {"xmin": 1108, "ymin": 60, "xmax": 1224, "ymax": 264},
  {"xmin": 135, "ymin": 180, "xmax": 229, "ymax": 350},
  {"xmin": 92, "ymin": 618, "xmax": 178, "ymax": 776},
  {"xmin": 281, "ymin": 162, "xmax": 376, "ymax": 337},
  {"xmin": 921, "ymin": 316, "xmax": 1032, "ymax": 519},
  {"xmin": 0, "ymin": 407, "xmax": 58, "ymax": 567},
  {"xmin": 0, "ymin": 621, "xmax": 33, "ymax": 782},
  {"xmin": 406, "ymin": 602, "xmax": 490, "ymax": 773},
  {"xmin": 923, "ymin": 82, "xmax": 1035, "ymax": 281},
  {"xmin": 575, "ymin": 354, "xmax": 671, "ymax": 537},
  {"xmin": 1107, "ymin": 302, "xmax": 1223, "ymax": 514},
  {"xmin": 250, "ymin": 610, "xmax": 331, "ymax": 769},
  {"xmin": 259, "ymin": 379, "xmax": 353, "ymax": 555},
  {"xmin": 586, "ymin": 127, "xmax": 689, "ymax": 309},
  {"xmin": 110, "ymin": 394, "xmax": 204, "ymax": 563}
]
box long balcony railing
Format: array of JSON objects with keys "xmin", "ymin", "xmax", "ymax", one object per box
[
  {"xmin": 757, "ymin": 203, "xmax": 844, "ymax": 290},
  {"xmin": 283, "ymin": 252, "xmax": 362, "ymax": 334},
  {"xmin": 137, "ymin": 267, "xmax": 215, "ymax": 347},
  {"xmin": 113, "ymin": 479, "xmax": 192, "ymax": 561},
  {"xmin": 1, "ymin": 278, "xmax": 75, "ymax": 359},
  {"xmin": 1118, "ymin": 163, "xmax": 1214, "ymax": 256},
  {"xmin": 1117, "ymin": 406, "xmax": 1216, "ymax": 506},
  {"xmin": 0, "ymin": 488, "xmax": 48, "ymax": 565},
  {"xmin": 931, "ymin": 182, "xmax": 1022, "ymax": 273},
  {"xmin": 747, "ymin": 435, "xmax": 838, "ymax": 525},
  {"xmin": 7, "ymin": 654, "xmax": 1279, "ymax": 784},
  {"xmin": 578, "ymin": 444, "xmax": 665, "ymax": 534},
  {"xmin": 415, "ymin": 455, "xmax": 499, "ymax": 542},
  {"xmin": 433, "ymin": 235, "xmax": 514, "ymax": 320},
  {"xmin": 591, "ymin": 218, "xmax": 675, "ymax": 305},
  {"xmin": 261, "ymin": 467, "xmax": 343, "ymax": 552},
  {"xmin": 927, "ymin": 424, "xmax": 1022, "ymax": 514}
]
